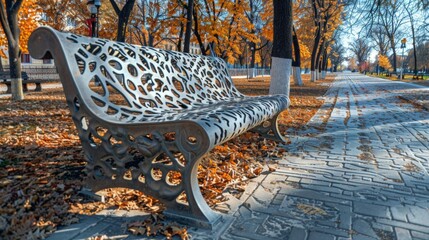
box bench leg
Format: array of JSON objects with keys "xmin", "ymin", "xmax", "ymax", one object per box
[
  {"xmin": 6, "ymin": 83, "xmax": 11, "ymax": 94},
  {"xmin": 4, "ymin": 83, "xmax": 28, "ymax": 93},
  {"xmin": 163, "ymin": 157, "xmax": 223, "ymax": 229},
  {"xmin": 252, "ymin": 113, "xmax": 288, "ymax": 143},
  {"xmin": 82, "ymin": 122, "xmax": 222, "ymax": 229},
  {"xmin": 35, "ymin": 83, "xmax": 42, "ymax": 91}
]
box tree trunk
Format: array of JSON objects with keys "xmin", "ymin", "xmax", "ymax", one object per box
[
  {"xmin": 109, "ymin": 0, "xmax": 136, "ymax": 42},
  {"xmin": 148, "ymin": 34, "xmax": 154, "ymax": 47},
  {"xmin": 248, "ymin": 41, "xmax": 255, "ymax": 78},
  {"xmin": 249, "ymin": 42, "xmax": 256, "ymax": 68},
  {"xmin": 315, "ymin": 40, "xmax": 325, "ymax": 80},
  {"xmin": 321, "ymin": 48, "xmax": 328, "ymax": 79},
  {"xmin": 177, "ymin": 22, "xmax": 184, "ymax": 52},
  {"xmin": 192, "ymin": 9, "xmax": 208, "ymax": 55},
  {"xmin": 310, "ymin": 0, "xmax": 320, "ymax": 82},
  {"xmin": 1, "ymin": 0, "xmax": 24, "ymax": 100},
  {"xmin": 412, "ymin": 33, "xmax": 417, "ymax": 75},
  {"xmin": 410, "ymin": 16, "xmax": 417, "ymax": 75},
  {"xmin": 269, "ymin": 0, "xmax": 292, "ymax": 97},
  {"xmin": 406, "ymin": 8, "xmax": 418, "ymax": 75},
  {"xmin": 389, "ymin": 37, "xmax": 397, "ymax": 73},
  {"xmin": 117, "ymin": 17, "xmax": 126, "ymax": 42},
  {"xmin": 9, "ymin": 42, "xmax": 23, "ymax": 100},
  {"xmin": 183, "ymin": 0, "xmax": 194, "ymax": 53},
  {"xmin": 310, "ymin": 30, "xmax": 320, "ymax": 81},
  {"xmin": 292, "ymin": 26, "xmax": 303, "ymax": 86}
]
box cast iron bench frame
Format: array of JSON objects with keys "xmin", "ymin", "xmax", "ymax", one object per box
[{"xmin": 28, "ymin": 26, "xmax": 290, "ymax": 228}]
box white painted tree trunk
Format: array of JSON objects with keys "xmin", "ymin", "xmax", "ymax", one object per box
[
  {"xmin": 311, "ymin": 70, "xmax": 317, "ymax": 82},
  {"xmin": 321, "ymin": 70, "xmax": 326, "ymax": 79},
  {"xmin": 293, "ymin": 66, "xmax": 303, "ymax": 86},
  {"xmin": 11, "ymin": 78, "xmax": 24, "ymax": 101},
  {"xmin": 249, "ymin": 68, "xmax": 256, "ymax": 78},
  {"xmin": 269, "ymin": 57, "xmax": 292, "ymax": 97}
]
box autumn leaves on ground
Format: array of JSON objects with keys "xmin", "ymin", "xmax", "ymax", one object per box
[{"xmin": 0, "ymin": 74, "xmax": 335, "ymax": 239}]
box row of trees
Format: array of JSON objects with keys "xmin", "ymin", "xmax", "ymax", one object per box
[
  {"xmin": 348, "ymin": 41, "xmax": 429, "ymax": 74},
  {"xmin": 346, "ymin": 0, "xmax": 428, "ymax": 74},
  {"xmin": 1, "ymin": 0, "xmax": 347, "ymax": 100}
]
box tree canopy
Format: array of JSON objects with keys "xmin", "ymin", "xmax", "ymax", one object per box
[
  {"xmin": 23, "ymin": 0, "xmax": 345, "ymax": 69},
  {"xmin": 344, "ymin": 0, "xmax": 429, "ymax": 73}
]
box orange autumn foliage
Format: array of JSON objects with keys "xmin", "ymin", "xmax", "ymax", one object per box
[
  {"xmin": 378, "ymin": 54, "xmax": 392, "ymax": 71},
  {"xmin": 0, "ymin": 0, "xmax": 40, "ymax": 58},
  {"xmin": 194, "ymin": 0, "xmax": 257, "ymax": 63}
]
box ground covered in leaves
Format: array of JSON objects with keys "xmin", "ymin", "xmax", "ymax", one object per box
[
  {"xmin": 0, "ymin": 74, "xmax": 334, "ymax": 239},
  {"xmin": 371, "ymin": 73, "xmax": 429, "ymax": 111}
]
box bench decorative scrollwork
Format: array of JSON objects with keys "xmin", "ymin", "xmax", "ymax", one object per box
[{"xmin": 28, "ymin": 26, "xmax": 289, "ymax": 228}]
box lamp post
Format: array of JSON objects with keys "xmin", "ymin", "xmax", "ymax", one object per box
[
  {"xmin": 399, "ymin": 38, "xmax": 406, "ymax": 80},
  {"xmin": 87, "ymin": 0, "xmax": 101, "ymax": 37}
]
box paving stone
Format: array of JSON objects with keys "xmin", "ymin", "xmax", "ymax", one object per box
[
  {"xmin": 256, "ymin": 215, "xmax": 293, "ymax": 238},
  {"xmin": 247, "ymin": 187, "xmax": 277, "ymax": 209},
  {"xmin": 395, "ymin": 227, "xmax": 412, "ymax": 240},
  {"xmin": 227, "ymin": 231, "xmax": 281, "ymax": 240},
  {"xmin": 411, "ymin": 231, "xmax": 429, "ymax": 240},
  {"xmin": 47, "ymin": 215, "xmax": 105, "ymax": 240},
  {"xmin": 371, "ymin": 222, "xmax": 393, "ymax": 232},
  {"xmin": 271, "ymin": 193, "xmax": 285, "ymax": 205},
  {"xmin": 288, "ymin": 227, "xmax": 307, "ymax": 239},
  {"xmin": 390, "ymin": 206, "xmax": 409, "ymax": 222},
  {"xmin": 280, "ymin": 188, "xmax": 350, "ymax": 205},
  {"xmin": 308, "ymin": 231, "xmax": 336, "ymax": 240},
  {"xmin": 300, "ymin": 184, "xmax": 343, "ymax": 194},
  {"xmin": 286, "ymin": 176, "xmax": 301, "ymax": 182},
  {"xmin": 407, "ymin": 206, "xmax": 429, "ymax": 226},
  {"xmin": 352, "ymin": 218, "xmax": 378, "ymax": 238},
  {"xmin": 376, "ymin": 218, "xmax": 429, "ymax": 233},
  {"xmin": 72, "ymin": 219, "xmax": 116, "ymax": 239}
]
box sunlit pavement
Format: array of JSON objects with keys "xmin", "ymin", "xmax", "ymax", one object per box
[
  {"xmin": 46, "ymin": 73, "xmax": 429, "ymax": 239},
  {"xmin": 221, "ymin": 73, "xmax": 429, "ymax": 240}
]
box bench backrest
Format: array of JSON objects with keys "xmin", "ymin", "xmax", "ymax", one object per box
[
  {"xmin": 0, "ymin": 71, "xmax": 8, "ymax": 80},
  {"xmin": 23, "ymin": 68, "xmax": 59, "ymax": 80},
  {"xmin": 0, "ymin": 71, "xmax": 29, "ymax": 80},
  {"xmin": 29, "ymin": 27, "xmax": 243, "ymax": 122}
]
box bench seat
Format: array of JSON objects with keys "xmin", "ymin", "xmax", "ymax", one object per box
[{"xmin": 102, "ymin": 94, "xmax": 287, "ymax": 142}]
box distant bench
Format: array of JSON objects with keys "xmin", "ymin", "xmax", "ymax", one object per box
[
  {"xmin": 399, "ymin": 72, "xmax": 426, "ymax": 80},
  {"xmin": 0, "ymin": 68, "xmax": 59, "ymax": 93},
  {"xmin": 0, "ymin": 71, "xmax": 37, "ymax": 93},
  {"xmin": 412, "ymin": 73, "xmax": 425, "ymax": 80}
]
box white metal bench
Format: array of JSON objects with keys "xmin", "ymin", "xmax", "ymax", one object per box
[{"xmin": 28, "ymin": 26, "xmax": 289, "ymax": 228}]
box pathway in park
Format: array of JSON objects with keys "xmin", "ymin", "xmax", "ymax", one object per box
[{"xmin": 49, "ymin": 73, "xmax": 429, "ymax": 240}]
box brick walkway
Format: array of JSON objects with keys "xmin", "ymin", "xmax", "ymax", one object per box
[{"xmin": 48, "ymin": 73, "xmax": 429, "ymax": 240}]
